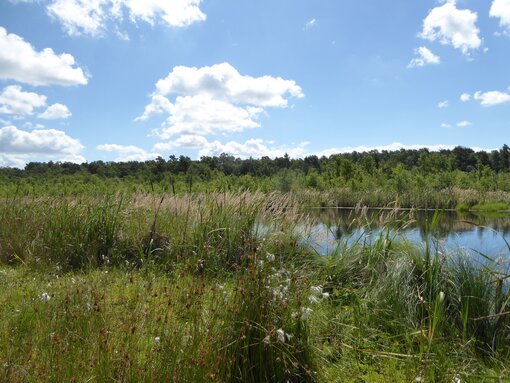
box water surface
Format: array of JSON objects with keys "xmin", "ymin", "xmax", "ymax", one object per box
[{"xmin": 305, "ymin": 208, "xmax": 510, "ymax": 264}]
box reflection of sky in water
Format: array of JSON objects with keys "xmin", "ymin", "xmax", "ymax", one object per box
[{"xmin": 302, "ymin": 211, "xmax": 510, "ymax": 271}]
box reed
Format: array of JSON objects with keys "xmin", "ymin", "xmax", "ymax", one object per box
[{"xmin": 0, "ymin": 192, "xmax": 509, "ymax": 381}]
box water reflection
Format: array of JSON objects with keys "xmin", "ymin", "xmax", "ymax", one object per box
[{"xmin": 306, "ymin": 208, "xmax": 510, "ymax": 259}]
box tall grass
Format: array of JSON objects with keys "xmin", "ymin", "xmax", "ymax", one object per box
[
  {"xmin": 0, "ymin": 192, "xmax": 303, "ymax": 272},
  {"xmin": 1, "ymin": 192, "xmax": 509, "ymax": 381},
  {"xmin": 312, "ymin": 209, "xmax": 510, "ymax": 381}
]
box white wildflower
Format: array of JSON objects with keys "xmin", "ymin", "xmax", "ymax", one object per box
[
  {"xmin": 263, "ymin": 335, "xmax": 271, "ymax": 345},
  {"xmin": 301, "ymin": 307, "xmax": 313, "ymax": 321},
  {"xmin": 273, "ymin": 285, "xmax": 288, "ymax": 300},
  {"xmin": 41, "ymin": 292, "xmax": 51, "ymax": 301},
  {"xmin": 154, "ymin": 336, "xmax": 161, "ymax": 343},
  {"xmin": 276, "ymin": 328, "xmax": 286, "ymax": 343},
  {"xmin": 438, "ymin": 291, "xmax": 445, "ymax": 303},
  {"xmin": 310, "ymin": 285, "xmax": 323, "ymax": 295},
  {"xmin": 266, "ymin": 252, "xmax": 275, "ymax": 262},
  {"xmin": 322, "ymin": 292, "xmax": 330, "ymax": 299}
]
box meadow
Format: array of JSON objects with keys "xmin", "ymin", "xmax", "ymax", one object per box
[{"xmin": 1, "ymin": 191, "xmax": 509, "ymax": 382}]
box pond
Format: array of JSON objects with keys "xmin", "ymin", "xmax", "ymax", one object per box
[{"xmin": 305, "ymin": 208, "xmax": 510, "ymax": 264}]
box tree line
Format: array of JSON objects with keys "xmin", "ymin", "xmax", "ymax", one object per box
[{"xmin": 1, "ymin": 145, "xmax": 509, "ymax": 179}]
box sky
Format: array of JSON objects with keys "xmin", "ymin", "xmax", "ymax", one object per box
[{"xmin": 1, "ymin": 0, "xmax": 510, "ymax": 167}]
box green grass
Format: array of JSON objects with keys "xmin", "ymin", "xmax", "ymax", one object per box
[
  {"xmin": 470, "ymin": 202, "xmax": 510, "ymax": 212},
  {"xmin": 0, "ymin": 192, "xmax": 509, "ymax": 382}
]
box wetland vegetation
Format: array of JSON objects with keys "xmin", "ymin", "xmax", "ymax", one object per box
[{"xmin": 1, "ymin": 147, "xmax": 510, "ymax": 382}]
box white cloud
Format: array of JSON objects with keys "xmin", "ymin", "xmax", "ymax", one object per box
[
  {"xmin": 438, "ymin": 100, "xmax": 449, "ymax": 108},
  {"xmin": 153, "ymin": 134, "xmax": 208, "ymax": 151},
  {"xmin": 456, "ymin": 120, "xmax": 472, "ymax": 128},
  {"xmin": 441, "ymin": 121, "xmax": 472, "ymax": 128},
  {"xmin": 155, "ymin": 138, "xmax": 491, "ymax": 161},
  {"xmin": 0, "ymin": 125, "xmax": 85, "ymax": 167},
  {"xmin": 490, "ymin": 0, "xmax": 510, "ymax": 33},
  {"xmin": 0, "ymin": 85, "xmax": 47, "ymax": 116},
  {"xmin": 111, "ymin": 139, "xmax": 494, "ymax": 162},
  {"xmin": 0, "ymin": 27, "xmax": 88, "ymax": 86},
  {"xmin": 473, "ymin": 90, "xmax": 510, "ymax": 106},
  {"xmin": 419, "ymin": 1, "xmax": 481, "ymax": 54},
  {"xmin": 96, "ymin": 143, "xmax": 161, "ymax": 161},
  {"xmin": 47, "ymin": 0, "xmax": 108, "ymax": 37},
  {"xmin": 153, "ymin": 63, "xmax": 304, "ymax": 107},
  {"xmin": 138, "ymin": 63, "xmax": 303, "ymax": 139},
  {"xmin": 154, "ymin": 135, "xmax": 309, "ymax": 159},
  {"xmin": 0, "ymin": 86, "xmax": 71, "ymax": 120},
  {"xmin": 197, "ymin": 139, "xmax": 309, "ymax": 159},
  {"xmin": 135, "ymin": 94, "xmax": 176, "ymax": 121},
  {"xmin": 155, "ymin": 95, "xmax": 263, "ymax": 138},
  {"xmin": 45, "ymin": 0, "xmax": 206, "ymax": 37},
  {"xmin": 460, "ymin": 93, "xmax": 471, "ymax": 101},
  {"xmin": 313, "ymin": 142, "xmax": 490, "ymax": 158},
  {"xmin": 304, "ymin": 19, "xmax": 317, "ymax": 30},
  {"xmin": 124, "ymin": 0, "xmax": 206, "ymax": 28},
  {"xmin": 408, "ymin": 46, "xmax": 441, "ymax": 68},
  {"xmin": 23, "ymin": 121, "xmax": 46, "ymax": 129},
  {"xmin": 38, "ymin": 103, "xmax": 72, "ymax": 119}
]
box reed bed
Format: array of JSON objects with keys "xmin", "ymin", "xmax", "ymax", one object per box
[{"xmin": 0, "ymin": 192, "xmax": 509, "ymax": 381}]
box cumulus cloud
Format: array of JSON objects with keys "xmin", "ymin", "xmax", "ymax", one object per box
[
  {"xmin": 456, "ymin": 120, "xmax": 472, "ymax": 128},
  {"xmin": 490, "ymin": 0, "xmax": 510, "ymax": 33},
  {"xmin": 38, "ymin": 103, "xmax": 72, "ymax": 119},
  {"xmin": 154, "ymin": 135, "xmax": 309, "ymax": 159},
  {"xmin": 44, "ymin": 0, "xmax": 206, "ymax": 37},
  {"xmin": 441, "ymin": 121, "xmax": 472, "ymax": 128},
  {"xmin": 0, "ymin": 86, "xmax": 71, "ymax": 120},
  {"xmin": 419, "ymin": 1, "xmax": 481, "ymax": 54},
  {"xmin": 153, "ymin": 63, "xmax": 304, "ymax": 107},
  {"xmin": 153, "ymin": 134, "xmax": 207, "ymax": 151},
  {"xmin": 0, "ymin": 125, "xmax": 85, "ymax": 167},
  {"xmin": 0, "ymin": 26, "xmax": 88, "ymax": 86},
  {"xmin": 438, "ymin": 100, "xmax": 449, "ymax": 108},
  {"xmin": 473, "ymin": 90, "xmax": 510, "ymax": 106},
  {"xmin": 138, "ymin": 63, "xmax": 304, "ymax": 140},
  {"xmin": 96, "ymin": 143, "xmax": 161, "ymax": 161},
  {"xmin": 460, "ymin": 93, "xmax": 471, "ymax": 102},
  {"xmin": 408, "ymin": 46, "xmax": 441, "ymax": 68},
  {"xmin": 47, "ymin": 0, "xmax": 108, "ymax": 37},
  {"xmin": 313, "ymin": 142, "xmax": 490, "ymax": 158},
  {"xmin": 156, "ymin": 95, "xmax": 263, "ymax": 138},
  {"xmin": 154, "ymin": 137, "xmax": 491, "ymax": 161},
  {"xmin": 23, "ymin": 121, "xmax": 46, "ymax": 129},
  {"xmin": 0, "ymin": 85, "xmax": 47, "ymax": 116},
  {"xmin": 106, "ymin": 139, "xmax": 492, "ymax": 163},
  {"xmin": 135, "ymin": 94, "xmax": 173, "ymax": 121}
]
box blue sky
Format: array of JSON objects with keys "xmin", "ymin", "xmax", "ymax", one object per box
[{"xmin": 1, "ymin": 0, "xmax": 510, "ymax": 166}]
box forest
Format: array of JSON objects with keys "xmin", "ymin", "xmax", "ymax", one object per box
[{"xmin": 2, "ymin": 145, "xmax": 510, "ymax": 210}]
